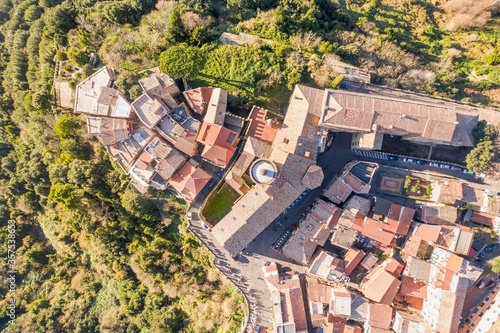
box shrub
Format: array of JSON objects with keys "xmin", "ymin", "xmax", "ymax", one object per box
[
  {"xmin": 330, "ymin": 74, "xmax": 344, "ymax": 89},
  {"xmin": 483, "ymin": 53, "xmax": 500, "ymax": 65},
  {"xmin": 67, "ymin": 46, "xmax": 89, "ymax": 67},
  {"xmin": 54, "ymin": 115, "xmax": 80, "ymax": 139},
  {"xmin": 489, "ymin": 68, "xmax": 500, "ymax": 85},
  {"xmin": 159, "ymin": 44, "xmax": 205, "ymax": 80},
  {"xmin": 56, "ymin": 51, "xmax": 67, "ymax": 61},
  {"xmin": 466, "ymin": 140, "xmax": 496, "ymax": 173}
]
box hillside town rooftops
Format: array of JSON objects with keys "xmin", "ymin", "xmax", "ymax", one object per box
[
  {"xmin": 86, "ymin": 117, "xmax": 132, "ymax": 146},
  {"xmin": 247, "ymin": 106, "xmax": 281, "ymax": 145},
  {"xmin": 168, "ymin": 160, "xmax": 211, "ymax": 203},
  {"xmin": 132, "ymin": 93, "xmax": 170, "ymax": 129},
  {"xmin": 139, "ymin": 68, "xmax": 180, "ymax": 98},
  {"xmin": 183, "ymin": 87, "xmax": 213, "ymax": 115},
  {"xmin": 203, "ymin": 87, "xmax": 227, "ymax": 125},
  {"xmin": 421, "ymin": 205, "xmax": 458, "ymax": 225},
  {"xmin": 320, "ymin": 89, "xmax": 478, "ymax": 147},
  {"xmin": 74, "ymin": 67, "xmax": 116, "ymax": 115},
  {"xmin": 360, "ymin": 266, "xmax": 401, "ymax": 305}
]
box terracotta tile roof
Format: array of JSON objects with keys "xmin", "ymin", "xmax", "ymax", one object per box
[
  {"xmin": 87, "ymin": 117, "xmax": 132, "ymax": 146},
  {"xmin": 359, "ymin": 252, "xmax": 377, "ymax": 270},
  {"xmin": 230, "ymin": 151, "xmax": 254, "ymax": 177},
  {"xmin": 270, "ymin": 149, "xmax": 314, "ymax": 192},
  {"xmin": 404, "ymin": 256, "xmax": 431, "ymax": 282},
  {"xmin": 283, "ymin": 200, "xmax": 338, "ymax": 265},
  {"xmin": 243, "ymin": 137, "xmax": 272, "ymax": 158},
  {"xmin": 183, "ymin": 87, "xmax": 213, "ymax": 115},
  {"xmin": 168, "ymin": 161, "xmax": 211, "ymax": 203},
  {"xmin": 344, "ymin": 195, "xmax": 371, "ymax": 217},
  {"xmin": 368, "ymin": 302, "xmax": 393, "ymax": 330},
  {"xmin": 324, "ymin": 177, "xmax": 353, "ymax": 204},
  {"xmin": 414, "ymin": 224, "xmax": 441, "ymax": 244},
  {"xmin": 361, "ymin": 217, "xmax": 396, "ymax": 247},
  {"xmin": 320, "ymin": 89, "xmax": 478, "ymax": 147},
  {"xmin": 203, "ymin": 87, "xmax": 227, "ymax": 125},
  {"xmin": 373, "ymin": 197, "xmax": 393, "ymax": 217},
  {"xmin": 382, "ymin": 259, "xmax": 404, "ymax": 277},
  {"xmin": 247, "ymin": 106, "xmax": 280, "ymax": 144},
  {"xmin": 344, "ymin": 248, "xmax": 365, "ymax": 275},
  {"xmin": 359, "ymin": 266, "xmax": 401, "ymax": 305},
  {"xmin": 337, "ymin": 210, "xmax": 365, "ymax": 232},
  {"xmin": 132, "ymin": 93, "xmax": 169, "ymax": 129},
  {"xmin": 343, "ymin": 173, "xmax": 364, "ymax": 192},
  {"xmin": 471, "ymin": 211, "xmax": 495, "ymax": 226},
  {"xmin": 386, "ymin": 204, "xmax": 415, "ymax": 235},
  {"xmin": 433, "ymin": 180, "xmax": 464, "ymax": 205},
  {"xmin": 306, "ymin": 278, "xmax": 332, "ymax": 304},
  {"xmin": 343, "ymin": 325, "xmax": 362, "ymax": 333},
  {"xmin": 212, "ymin": 180, "xmax": 300, "ymax": 256},
  {"xmin": 327, "ymin": 206, "xmax": 343, "ymax": 230},
  {"xmin": 301, "ymin": 164, "xmax": 324, "ymax": 189},
  {"xmin": 402, "ymin": 236, "xmax": 427, "ymax": 260},
  {"xmin": 174, "ymin": 129, "xmax": 197, "ymax": 156},
  {"xmin": 437, "ymin": 278, "xmax": 469, "ymax": 333},
  {"xmin": 421, "ymin": 205, "xmax": 458, "ymax": 225},
  {"xmin": 331, "ymin": 226, "xmax": 358, "ymax": 250},
  {"xmin": 197, "ymin": 122, "xmax": 239, "ymax": 167},
  {"xmin": 272, "ymin": 85, "xmax": 321, "ymax": 161},
  {"xmin": 400, "ymin": 275, "xmax": 427, "ymax": 299}
]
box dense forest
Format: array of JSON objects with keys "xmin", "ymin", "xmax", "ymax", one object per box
[{"xmin": 1, "ymin": 0, "xmax": 500, "ymax": 332}]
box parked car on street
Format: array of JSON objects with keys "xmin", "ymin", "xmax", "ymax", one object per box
[
  {"xmin": 201, "ymin": 222, "xmax": 211, "ymax": 231},
  {"xmin": 439, "ymin": 164, "xmax": 450, "ymax": 169},
  {"xmin": 451, "ymin": 166, "xmax": 462, "ymax": 171},
  {"xmin": 429, "ymin": 162, "xmax": 439, "ymax": 167},
  {"xmin": 478, "ymin": 279, "xmax": 486, "ymax": 289},
  {"xmin": 187, "ymin": 212, "xmax": 192, "ymax": 220},
  {"xmin": 484, "ymin": 244, "xmax": 498, "ymax": 253},
  {"xmin": 414, "ymin": 160, "xmax": 426, "ymax": 165},
  {"xmin": 387, "ymin": 155, "xmax": 399, "ymax": 161},
  {"xmin": 403, "ymin": 158, "xmax": 414, "ymax": 163}
]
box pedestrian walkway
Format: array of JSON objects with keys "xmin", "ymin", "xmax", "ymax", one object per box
[{"xmin": 352, "ymin": 149, "xmax": 389, "ymax": 160}]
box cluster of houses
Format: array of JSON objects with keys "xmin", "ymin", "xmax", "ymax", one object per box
[
  {"xmin": 264, "ymin": 185, "xmax": 485, "ymax": 333},
  {"xmin": 74, "ymin": 66, "xmax": 246, "ymax": 202},
  {"xmin": 73, "ymin": 65, "xmax": 500, "ymax": 332}
]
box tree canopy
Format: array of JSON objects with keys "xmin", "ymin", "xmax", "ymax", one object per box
[{"xmin": 159, "ymin": 44, "xmax": 205, "ymax": 80}]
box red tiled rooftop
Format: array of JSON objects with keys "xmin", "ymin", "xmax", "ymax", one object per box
[
  {"xmin": 247, "ymin": 106, "xmax": 280, "ymax": 145},
  {"xmin": 400, "ymin": 275, "xmax": 427, "ymax": 299},
  {"xmin": 344, "ymin": 248, "xmax": 365, "ymax": 275},
  {"xmin": 361, "ymin": 218, "xmax": 396, "ymax": 247},
  {"xmin": 368, "ymin": 302, "xmax": 393, "ymax": 330}
]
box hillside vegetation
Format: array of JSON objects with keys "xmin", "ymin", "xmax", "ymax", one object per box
[{"xmin": 1, "ymin": 0, "xmax": 500, "ymax": 332}]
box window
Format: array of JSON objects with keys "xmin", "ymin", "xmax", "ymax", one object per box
[{"xmin": 283, "ymin": 138, "xmax": 289, "ymax": 144}]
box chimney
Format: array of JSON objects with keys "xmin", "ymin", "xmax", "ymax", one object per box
[{"xmin": 401, "ymin": 114, "xmax": 406, "ymax": 118}]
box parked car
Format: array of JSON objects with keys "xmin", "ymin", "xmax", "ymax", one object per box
[
  {"xmin": 340, "ymin": 83, "xmax": 350, "ymax": 89},
  {"xmin": 484, "ymin": 244, "xmax": 498, "ymax": 253},
  {"xmin": 387, "ymin": 155, "xmax": 399, "ymax": 161},
  {"xmin": 486, "ymin": 280, "xmax": 497, "ymax": 290},
  {"xmin": 493, "ymin": 191, "xmax": 500, "ymax": 196},
  {"xmin": 414, "ymin": 160, "xmax": 426, "ymax": 165},
  {"xmin": 201, "ymin": 222, "xmax": 211, "ymax": 231},
  {"xmin": 451, "ymin": 166, "xmax": 462, "ymax": 171},
  {"xmin": 463, "ymin": 170, "xmax": 474, "ymax": 174},
  {"xmin": 429, "ymin": 162, "xmax": 439, "ymax": 167},
  {"xmin": 439, "ymin": 164, "xmax": 450, "ymax": 169},
  {"xmin": 478, "ymin": 279, "xmax": 486, "ymax": 289},
  {"xmin": 187, "ymin": 212, "xmax": 192, "ymax": 220},
  {"xmin": 403, "ymin": 158, "xmax": 414, "ymax": 163}
]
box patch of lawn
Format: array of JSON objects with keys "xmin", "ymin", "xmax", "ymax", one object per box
[
  {"xmin": 202, "ymin": 183, "xmax": 240, "ymax": 226},
  {"xmin": 471, "ymin": 224, "xmax": 498, "ymax": 246}
]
